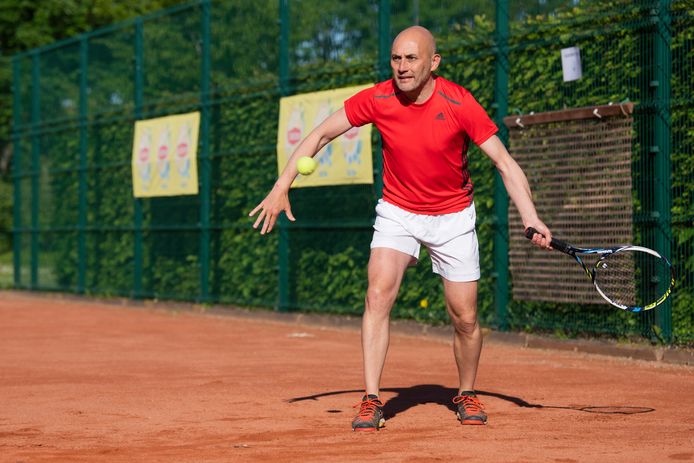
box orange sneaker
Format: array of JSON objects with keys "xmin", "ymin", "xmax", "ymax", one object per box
[
  {"xmin": 351, "ymin": 394, "xmax": 385, "ymax": 431},
  {"xmin": 453, "ymin": 391, "xmax": 487, "ymax": 425}
]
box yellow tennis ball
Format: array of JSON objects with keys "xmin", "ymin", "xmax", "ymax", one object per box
[{"xmin": 296, "ymin": 156, "xmax": 317, "ymax": 175}]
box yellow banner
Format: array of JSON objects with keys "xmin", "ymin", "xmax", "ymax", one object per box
[
  {"xmin": 277, "ymin": 85, "xmax": 373, "ymax": 188},
  {"xmin": 132, "ymin": 112, "xmax": 200, "ymax": 197}
]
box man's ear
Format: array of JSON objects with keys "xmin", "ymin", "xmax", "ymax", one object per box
[{"xmin": 431, "ymin": 53, "xmax": 441, "ymax": 72}]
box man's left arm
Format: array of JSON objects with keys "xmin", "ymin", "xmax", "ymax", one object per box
[{"xmin": 478, "ymin": 135, "xmax": 552, "ymax": 250}]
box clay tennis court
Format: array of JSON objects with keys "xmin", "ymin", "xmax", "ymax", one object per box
[{"xmin": 1, "ymin": 291, "xmax": 692, "ymax": 462}]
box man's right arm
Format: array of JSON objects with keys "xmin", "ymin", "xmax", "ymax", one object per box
[
  {"xmin": 249, "ymin": 107, "xmax": 354, "ymax": 235},
  {"xmin": 478, "ymin": 134, "xmax": 553, "ymax": 250}
]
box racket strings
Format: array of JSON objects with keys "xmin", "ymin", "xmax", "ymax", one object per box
[
  {"xmin": 594, "ymin": 252, "xmax": 637, "ymax": 307},
  {"xmin": 594, "ymin": 250, "xmax": 670, "ymax": 308}
]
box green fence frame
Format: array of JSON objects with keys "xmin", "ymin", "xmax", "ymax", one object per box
[{"xmin": 9, "ymin": 0, "xmax": 692, "ymax": 345}]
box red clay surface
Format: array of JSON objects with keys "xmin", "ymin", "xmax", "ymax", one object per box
[{"xmin": 1, "ymin": 291, "xmax": 693, "ymax": 462}]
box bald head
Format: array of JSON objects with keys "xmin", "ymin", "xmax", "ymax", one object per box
[
  {"xmin": 392, "ymin": 26, "xmax": 437, "ymax": 58},
  {"xmin": 389, "ymin": 26, "xmax": 441, "ymax": 102}
]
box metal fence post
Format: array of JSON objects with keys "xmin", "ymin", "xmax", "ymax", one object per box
[
  {"xmin": 78, "ymin": 37, "xmax": 88, "ymax": 294},
  {"xmin": 11, "ymin": 57, "xmax": 22, "ymax": 288},
  {"xmin": 278, "ymin": 0, "xmax": 291, "ymax": 312},
  {"xmin": 30, "ymin": 51, "xmax": 40, "ymax": 289},
  {"xmin": 374, "ymin": 0, "xmax": 390, "ymax": 199},
  {"xmin": 652, "ymin": 0, "xmax": 672, "ymax": 341},
  {"xmin": 199, "ymin": 0, "xmax": 212, "ymax": 302},
  {"xmin": 133, "ymin": 18, "xmax": 144, "ymax": 298},
  {"xmin": 378, "ymin": 0, "xmax": 390, "ymax": 81},
  {"xmin": 493, "ymin": 0, "xmax": 510, "ymax": 330}
]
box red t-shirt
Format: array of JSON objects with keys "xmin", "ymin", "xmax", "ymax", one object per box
[{"xmin": 344, "ymin": 76, "xmax": 497, "ymax": 214}]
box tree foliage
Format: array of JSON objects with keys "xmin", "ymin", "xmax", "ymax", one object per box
[{"xmin": 0, "ymin": 0, "xmax": 183, "ymax": 252}]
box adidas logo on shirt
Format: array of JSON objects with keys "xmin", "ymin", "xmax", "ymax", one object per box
[{"xmin": 435, "ymin": 112, "xmax": 445, "ymax": 120}]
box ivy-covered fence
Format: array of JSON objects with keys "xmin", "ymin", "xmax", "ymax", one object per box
[{"xmin": 10, "ymin": 0, "xmax": 693, "ymax": 345}]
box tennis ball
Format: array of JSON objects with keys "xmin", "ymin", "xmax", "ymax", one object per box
[{"xmin": 296, "ymin": 156, "xmax": 317, "ymax": 175}]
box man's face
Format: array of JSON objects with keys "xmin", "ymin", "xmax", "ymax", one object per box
[{"xmin": 390, "ymin": 37, "xmax": 435, "ymax": 94}]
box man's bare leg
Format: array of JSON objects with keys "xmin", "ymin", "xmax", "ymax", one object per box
[
  {"xmin": 441, "ymin": 279, "xmax": 481, "ymax": 393},
  {"xmin": 442, "ymin": 278, "xmax": 487, "ymax": 425},
  {"xmin": 352, "ymin": 248, "xmax": 412, "ymax": 431},
  {"xmin": 362, "ymin": 248, "xmax": 413, "ymax": 396}
]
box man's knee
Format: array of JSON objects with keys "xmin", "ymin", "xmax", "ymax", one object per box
[
  {"xmin": 448, "ymin": 307, "xmax": 479, "ymax": 335},
  {"xmin": 365, "ymin": 284, "xmax": 397, "ymax": 314}
]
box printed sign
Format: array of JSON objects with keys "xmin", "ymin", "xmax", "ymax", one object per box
[
  {"xmin": 132, "ymin": 112, "xmax": 200, "ymax": 197},
  {"xmin": 277, "ymin": 85, "xmax": 373, "ymax": 188}
]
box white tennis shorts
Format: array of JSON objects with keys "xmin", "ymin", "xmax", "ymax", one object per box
[{"xmin": 371, "ymin": 199, "xmax": 480, "ymax": 282}]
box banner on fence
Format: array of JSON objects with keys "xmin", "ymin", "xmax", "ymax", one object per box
[
  {"xmin": 132, "ymin": 111, "xmax": 200, "ymax": 197},
  {"xmin": 277, "ymin": 85, "xmax": 373, "ymax": 188}
]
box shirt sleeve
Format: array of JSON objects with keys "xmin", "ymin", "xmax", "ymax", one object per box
[
  {"xmin": 457, "ymin": 91, "xmax": 498, "ymax": 146},
  {"xmin": 344, "ymin": 86, "xmax": 376, "ymax": 127}
]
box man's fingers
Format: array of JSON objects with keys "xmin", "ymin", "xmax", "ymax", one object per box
[
  {"xmin": 528, "ymin": 227, "xmax": 552, "ymax": 250},
  {"xmin": 538, "ymin": 227, "xmax": 552, "ymax": 249},
  {"xmin": 537, "ymin": 233, "xmax": 552, "ymax": 250},
  {"xmin": 249, "ymin": 203, "xmax": 262, "ymax": 217},
  {"xmin": 266, "ymin": 218, "xmax": 276, "ymax": 234},
  {"xmin": 252, "ymin": 202, "xmax": 294, "ymax": 234},
  {"xmin": 253, "ymin": 210, "xmax": 266, "ymax": 229},
  {"xmin": 261, "ymin": 214, "xmax": 276, "ymax": 235},
  {"xmin": 534, "ymin": 235, "xmax": 548, "ymax": 248}
]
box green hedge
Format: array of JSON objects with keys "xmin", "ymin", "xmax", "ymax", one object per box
[{"xmin": 13, "ymin": 1, "xmax": 693, "ymax": 345}]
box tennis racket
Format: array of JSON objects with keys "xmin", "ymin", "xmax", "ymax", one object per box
[{"xmin": 525, "ymin": 227, "xmax": 674, "ymax": 312}]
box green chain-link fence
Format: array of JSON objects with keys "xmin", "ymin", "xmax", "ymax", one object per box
[{"xmin": 10, "ymin": 0, "xmax": 693, "ymax": 345}]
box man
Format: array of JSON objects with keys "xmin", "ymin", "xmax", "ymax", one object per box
[{"xmin": 250, "ymin": 26, "xmax": 552, "ymax": 431}]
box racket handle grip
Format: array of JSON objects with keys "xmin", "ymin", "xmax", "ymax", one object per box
[{"xmin": 524, "ymin": 227, "xmax": 571, "ymax": 254}]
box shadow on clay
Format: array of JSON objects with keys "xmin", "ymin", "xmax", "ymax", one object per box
[{"xmin": 287, "ymin": 384, "xmax": 654, "ymax": 419}]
